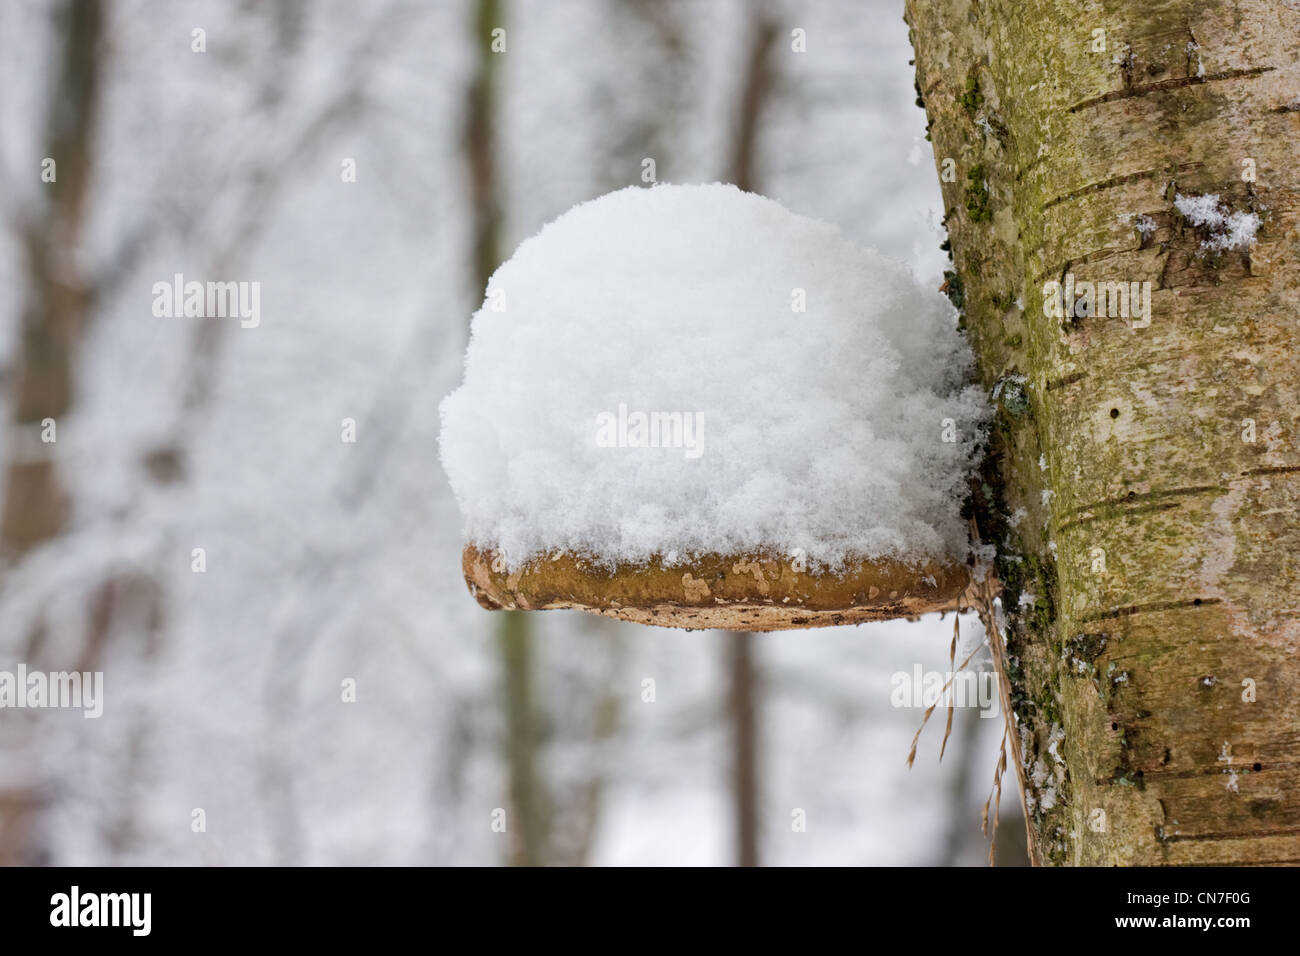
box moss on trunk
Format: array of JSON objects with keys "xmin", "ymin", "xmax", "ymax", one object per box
[{"xmin": 907, "ymin": 0, "xmax": 1300, "ymax": 864}]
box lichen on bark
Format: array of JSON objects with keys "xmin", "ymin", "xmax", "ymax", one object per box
[{"xmin": 907, "ymin": 0, "xmax": 1300, "ymax": 864}]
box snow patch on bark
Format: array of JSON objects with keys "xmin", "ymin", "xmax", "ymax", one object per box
[{"xmin": 1174, "ymin": 192, "xmax": 1260, "ymax": 253}]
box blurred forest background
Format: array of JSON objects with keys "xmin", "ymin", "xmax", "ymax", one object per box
[{"xmin": 0, "ymin": 0, "xmax": 1024, "ymax": 865}]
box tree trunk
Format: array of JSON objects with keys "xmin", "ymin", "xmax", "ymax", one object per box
[
  {"xmin": 1, "ymin": 0, "xmax": 102, "ymax": 559},
  {"xmin": 727, "ymin": 632, "xmax": 760, "ymax": 867},
  {"xmin": 0, "ymin": 0, "xmax": 104, "ymax": 868},
  {"xmin": 721, "ymin": 9, "xmax": 778, "ymax": 869},
  {"xmin": 907, "ymin": 0, "xmax": 1300, "ymax": 864},
  {"xmin": 463, "ymin": 0, "xmax": 551, "ymax": 867}
]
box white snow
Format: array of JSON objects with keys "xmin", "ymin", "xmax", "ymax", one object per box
[
  {"xmin": 440, "ymin": 183, "xmax": 988, "ymax": 570},
  {"xmin": 1047, "ymin": 723, "xmax": 1066, "ymax": 766},
  {"xmin": 1120, "ymin": 212, "xmax": 1157, "ymax": 239},
  {"xmin": 1030, "ymin": 758, "xmax": 1049, "ymax": 787},
  {"xmin": 1174, "ymin": 192, "xmax": 1260, "ymax": 253}
]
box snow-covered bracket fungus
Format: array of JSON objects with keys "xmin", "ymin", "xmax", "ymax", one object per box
[{"xmin": 440, "ymin": 184, "xmax": 991, "ymax": 630}]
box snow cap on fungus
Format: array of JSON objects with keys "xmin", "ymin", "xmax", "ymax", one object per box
[{"xmin": 440, "ymin": 183, "xmax": 990, "ymax": 629}]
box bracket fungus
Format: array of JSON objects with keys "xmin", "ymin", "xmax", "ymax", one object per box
[{"xmin": 440, "ymin": 184, "xmax": 989, "ymax": 630}]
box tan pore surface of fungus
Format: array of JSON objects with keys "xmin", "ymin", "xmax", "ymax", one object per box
[{"xmin": 463, "ymin": 544, "xmax": 973, "ymax": 631}]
